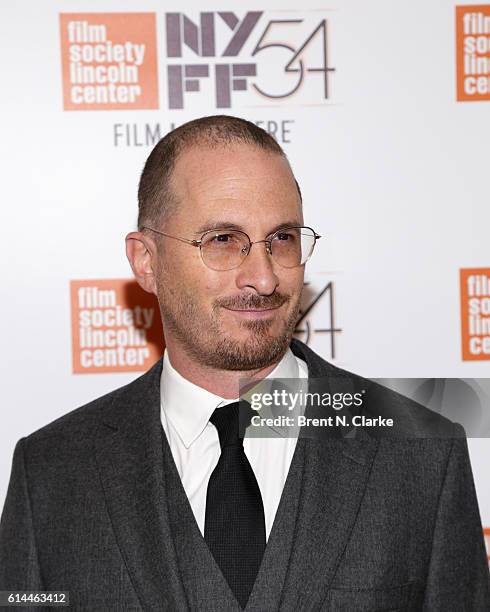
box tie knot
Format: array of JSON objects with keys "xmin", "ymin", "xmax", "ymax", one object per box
[{"xmin": 209, "ymin": 401, "xmax": 254, "ymax": 449}]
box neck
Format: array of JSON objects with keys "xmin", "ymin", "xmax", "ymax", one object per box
[{"xmin": 164, "ymin": 337, "xmax": 285, "ymax": 399}]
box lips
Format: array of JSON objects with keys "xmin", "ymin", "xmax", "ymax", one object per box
[
  {"xmin": 224, "ymin": 306, "xmax": 280, "ymax": 318},
  {"xmin": 226, "ymin": 307, "xmax": 278, "ymax": 312}
]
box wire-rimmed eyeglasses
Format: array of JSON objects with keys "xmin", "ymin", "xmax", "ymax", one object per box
[{"xmin": 142, "ymin": 225, "xmax": 321, "ymax": 271}]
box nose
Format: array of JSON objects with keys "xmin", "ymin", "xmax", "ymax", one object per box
[{"xmin": 234, "ymin": 240, "xmax": 279, "ymax": 295}]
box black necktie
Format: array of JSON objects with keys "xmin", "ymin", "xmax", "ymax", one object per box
[{"xmin": 204, "ymin": 401, "xmax": 266, "ymax": 609}]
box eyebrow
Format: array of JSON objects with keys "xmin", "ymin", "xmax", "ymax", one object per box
[{"xmin": 193, "ymin": 220, "xmax": 303, "ymax": 236}]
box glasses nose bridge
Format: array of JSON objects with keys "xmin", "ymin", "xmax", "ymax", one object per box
[{"xmin": 249, "ymin": 238, "xmax": 273, "ymax": 257}]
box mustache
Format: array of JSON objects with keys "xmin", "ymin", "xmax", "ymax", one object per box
[{"xmin": 216, "ymin": 293, "xmax": 290, "ymax": 310}]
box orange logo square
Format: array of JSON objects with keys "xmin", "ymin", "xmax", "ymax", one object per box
[
  {"xmin": 60, "ymin": 13, "xmax": 159, "ymax": 110},
  {"xmin": 70, "ymin": 279, "xmax": 164, "ymax": 373},
  {"xmin": 460, "ymin": 268, "xmax": 490, "ymax": 360},
  {"xmin": 484, "ymin": 528, "xmax": 490, "ymax": 566},
  {"xmin": 456, "ymin": 5, "xmax": 490, "ymax": 101}
]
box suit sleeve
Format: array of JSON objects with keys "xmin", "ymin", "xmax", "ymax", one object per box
[
  {"xmin": 0, "ymin": 438, "xmax": 43, "ymax": 590},
  {"xmin": 422, "ymin": 425, "xmax": 490, "ymax": 610}
]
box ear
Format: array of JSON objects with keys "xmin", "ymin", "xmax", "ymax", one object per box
[{"xmin": 125, "ymin": 231, "xmax": 158, "ymax": 295}]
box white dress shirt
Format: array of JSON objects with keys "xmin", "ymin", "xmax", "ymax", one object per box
[{"xmin": 160, "ymin": 348, "xmax": 308, "ymax": 541}]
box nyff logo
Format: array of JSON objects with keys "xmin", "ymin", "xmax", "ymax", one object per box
[{"xmin": 165, "ymin": 11, "xmax": 336, "ymax": 109}]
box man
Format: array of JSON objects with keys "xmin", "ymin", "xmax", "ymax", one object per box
[{"xmin": 0, "ymin": 116, "xmax": 489, "ymax": 611}]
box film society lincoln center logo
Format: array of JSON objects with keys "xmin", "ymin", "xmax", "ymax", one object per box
[
  {"xmin": 59, "ymin": 13, "xmax": 159, "ymax": 110},
  {"xmin": 460, "ymin": 268, "xmax": 490, "ymax": 361},
  {"xmin": 456, "ymin": 4, "xmax": 490, "ymax": 101},
  {"xmin": 70, "ymin": 279, "xmax": 164, "ymax": 374}
]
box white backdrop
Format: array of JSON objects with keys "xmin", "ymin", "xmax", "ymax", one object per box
[{"xmin": 1, "ymin": 0, "xmax": 489, "ymax": 560}]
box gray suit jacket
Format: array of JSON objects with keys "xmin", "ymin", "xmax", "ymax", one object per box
[{"xmin": 1, "ymin": 339, "xmax": 489, "ymax": 611}]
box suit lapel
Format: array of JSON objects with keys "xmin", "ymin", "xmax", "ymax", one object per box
[
  {"xmin": 280, "ymin": 340, "xmax": 380, "ymax": 610},
  {"xmin": 279, "ymin": 433, "xmax": 379, "ymax": 610},
  {"xmin": 93, "ymin": 360, "xmax": 189, "ymax": 611}
]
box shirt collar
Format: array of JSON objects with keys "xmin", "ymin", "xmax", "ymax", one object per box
[{"xmin": 160, "ymin": 347, "xmax": 300, "ymax": 448}]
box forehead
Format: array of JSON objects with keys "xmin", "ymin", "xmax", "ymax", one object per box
[{"xmin": 169, "ymin": 143, "xmax": 302, "ymax": 227}]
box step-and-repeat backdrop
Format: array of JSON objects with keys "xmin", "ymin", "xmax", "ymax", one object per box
[{"xmin": 1, "ymin": 0, "xmax": 489, "ymax": 564}]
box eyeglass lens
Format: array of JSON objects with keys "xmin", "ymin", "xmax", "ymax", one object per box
[{"xmin": 200, "ymin": 228, "xmax": 316, "ymax": 271}]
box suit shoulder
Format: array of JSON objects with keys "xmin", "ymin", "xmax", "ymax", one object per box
[
  {"xmin": 332, "ymin": 367, "xmax": 459, "ymax": 437},
  {"xmin": 363, "ymin": 378, "xmax": 461, "ymax": 438},
  {"xmin": 24, "ymin": 359, "xmax": 163, "ymax": 446},
  {"xmin": 291, "ymin": 339, "xmax": 460, "ymax": 438}
]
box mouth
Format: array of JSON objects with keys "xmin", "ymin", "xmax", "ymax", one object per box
[{"xmin": 223, "ymin": 306, "xmax": 281, "ymax": 319}]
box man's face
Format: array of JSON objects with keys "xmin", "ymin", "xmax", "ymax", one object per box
[{"xmin": 152, "ymin": 143, "xmax": 305, "ymax": 371}]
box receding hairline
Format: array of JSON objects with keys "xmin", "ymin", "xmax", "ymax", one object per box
[
  {"xmin": 171, "ymin": 138, "xmax": 298, "ymax": 189},
  {"xmin": 164, "ymin": 142, "xmax": 302, "ymax": 230}
]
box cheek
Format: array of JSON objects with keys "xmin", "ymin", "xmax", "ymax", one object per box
[
  {"xmin": 281, "ymin": 269, "xmax": 304, "ymax": 294},
  {"xmin": 198, "ymin": 266, "xmax": 235, "ymax": 292},
  {"xmin": 162, "ymin": 251, "xmax": 205, "ymax": 288},
  {"xmin": 185, "ymin": 269, "xmax": 232, "ymax": 307}
]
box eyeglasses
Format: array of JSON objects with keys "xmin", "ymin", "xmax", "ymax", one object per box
[{"xmin": 142, "ymin": 225, "xmax": 321, "ymax": 271}]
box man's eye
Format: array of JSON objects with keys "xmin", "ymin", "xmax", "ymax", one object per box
[
  {"xmin": 214, "ymin": 233, "xmax": 233, "ymax": 242},
  {"xmin": 276, "ymin": 232, "xmax": 293, "ymax": 241},
  {"xmin": 208, "ymin": 233, "xmax": 240, "ymax": 246}
]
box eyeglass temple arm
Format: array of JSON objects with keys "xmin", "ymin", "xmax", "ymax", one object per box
[{"xmin": 141, "ymin": 226, "xmax": 201, "ymax": 247}]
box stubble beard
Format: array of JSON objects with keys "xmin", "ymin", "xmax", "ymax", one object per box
[{"xmin": 156, "ymin": 276, "xmax": 302, "ymax": 371}]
